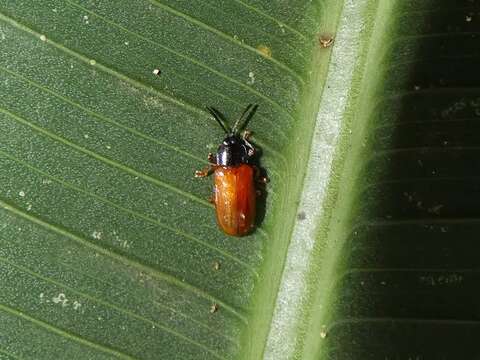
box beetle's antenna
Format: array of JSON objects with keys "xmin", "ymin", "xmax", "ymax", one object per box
[
  {"xmin": 232, "ymin": 104, "xmax": 258, "ymax": 134},
  {"xmin": 206, "ymin": 107, "xmax": 231, "ymax": 134}
]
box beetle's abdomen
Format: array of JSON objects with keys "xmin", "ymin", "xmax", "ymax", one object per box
[{"xmin": 214, "ymin": 164, "xmax": 256, "ymax": 236}]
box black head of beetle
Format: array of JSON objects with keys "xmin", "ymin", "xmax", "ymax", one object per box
[
  {"xmin": 216, "ymin": 135, "xmax": 255, "ymax": 166},
  {"xmin": 206, "ymin": 105, "xmax": 258, "ymax": 166}
]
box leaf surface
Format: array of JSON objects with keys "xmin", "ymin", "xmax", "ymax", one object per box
[{"xmin": 1, "ymin": 1, "xmax": 479, "ymax": 359}]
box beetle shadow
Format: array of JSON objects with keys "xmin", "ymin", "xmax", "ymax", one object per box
[
  {"xmin": 240, "ymin": 104, "xmax": 269, "ymax": 234},
  {"xmin": 250, "ymin": 144, "xmax": 269, "ymax": 232}
]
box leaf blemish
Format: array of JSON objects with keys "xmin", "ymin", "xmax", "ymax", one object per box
[
  {"xmin": 210, "ymin": 303, "xmax": 219, "ymax": 313},
  {"xmin": 257, "ymin": 45, "xmax": 272, "ymax": 58},
  {"xmin": 248, "ymin": 71, "xmax": 255, "ymax": 85},
  {"xmin": 92, "ymin": 231, "xmax": 102, "ymax": 240},
  {"xmin": 297, "ymin": 211, "xmax": 306, "ymax": 220},
  {"xmin": 52, "ymin": 293, "xmax": 68, "ymax": 307},
  {"xmin": 320, "ymin": 326, "xmax": 328, "ymax": 339},
  {"xmin": 18, "ymin": 191, "xmax": 26, "ymax": 198},
  {"xmin": 319, "ymin": 35, "xmax": 334, "ymax": 48}
]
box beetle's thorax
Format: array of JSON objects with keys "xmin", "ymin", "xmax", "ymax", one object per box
[{"xmin": 216, "ymin": 135, "xmax": 254, "ymax": 166}]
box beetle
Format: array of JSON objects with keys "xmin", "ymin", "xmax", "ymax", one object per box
[{"xmin": 195, "ymin": 104, "xmax": 265, "ymax": 236}]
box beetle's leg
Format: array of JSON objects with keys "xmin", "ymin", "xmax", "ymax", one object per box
[
  {"xmin": 242, "ymin": 129, "xmax": 253, "ymax": 141},
  {"xmin": 196, "ymin": 154, "xmax": 217, "ymax": 177},
  {"xmin": 253, "ymin": 166, "xmax": 269, "ymax": 184},
  {"xmin": 242, "ymin": 134, "xmax": 256, "ymax": 158},
  {"xmin": 195, "ymin": 165, "xmax": 216, "ymax": 178},
  {"xmin": 208, "ymin": 152, "xmax": 216, "ymax": 164}
]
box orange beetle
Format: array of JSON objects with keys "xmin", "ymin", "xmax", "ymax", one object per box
[{"xmin": 195, "ymin": 105, "xmax": 263, "ymax": 236}]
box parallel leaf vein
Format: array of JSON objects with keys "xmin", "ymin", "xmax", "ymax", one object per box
[
  {"xmin": 231, "ymin": 0, "xmax": 308, "ymax": 39},
  {"xmin": 145, "ymin": 0, "xmax": 305, "ymax": 82},
  {"xmin": 58, "ymin": 261, "xmax": 239, "ymax": 345},
  {"xmin": 0, "ymin": 198, "xmax": 247, "ymax": 323},
  {"xmin": 66, "ymin": 0, "xmax": 299, "ymax": 123},
  {"xmin": 0, "ymin": 256, "xmax": 227, "ymax": 359},
  {"xmin": 0, "ymin": 303, "xmax": 136, "ymax": 359},
  {"xmin": 0, "ymin": 106, "xmax": 211, "ymax": 207},
  {"xmin": 0, "ymin": 65, "xmax": 204, "ymax": 163},
  {"xmin": 0, "ymin": 10, "xmax": 287, "ymax": 148}
]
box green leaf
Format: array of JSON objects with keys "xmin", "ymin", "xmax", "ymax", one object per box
[{"xmin": 1, "ymin": 0, "xmax": 479, "ymax": 359}]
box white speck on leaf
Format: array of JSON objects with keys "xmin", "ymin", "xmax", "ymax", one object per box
[
  {"xmin": 84, "ymin": 134, "xmax": 89, "ymax": 139},
  {"xmin": 27, "ymin": 204, "xmax": 32, "ymax": 211},
  {"xmin": 248, "ymin": 71, "xmax": 255, "ymax": 84},
  {"xmin": 92, "ymin": 231, "xmax": 102, "ymax": 240},
  {"xmin": 73, "ymin": 301, "xmax": 81, "ymax": 310},
  {"xmin": 89, "ymin": 59, "xmax": 96, "ymax": 66},
  {"xmin": 52, "ymin": 293, "xmax": 68, "ymax": 307},
  {"xmin": 18, "ymin": 191, "xmax": 25, "ymax": 197},
  {"xmin": 40, "ymin": 34, "xmax": 47, "ymax": 42}
]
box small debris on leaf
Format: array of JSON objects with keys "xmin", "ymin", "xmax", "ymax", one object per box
[
  {"xmin": 210, "ymin": 303, "xmax": 219, "ymax": 313},
  {"xmin": 319, "ymin": 36, "xmax": 334, "ymax": 48}
]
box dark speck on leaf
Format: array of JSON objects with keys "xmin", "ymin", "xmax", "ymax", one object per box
[{"xmin": 297, "ymin": 211, "xmax": 306, "ymax": 220}]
